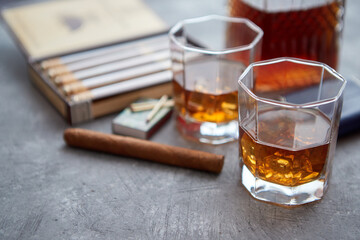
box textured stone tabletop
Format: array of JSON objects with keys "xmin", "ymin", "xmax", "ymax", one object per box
[{"xmin": 0, "ymin": 0, "xmax": 359, "ymax": 239}]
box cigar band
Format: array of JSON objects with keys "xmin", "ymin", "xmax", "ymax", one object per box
[
  {"xmin": 47, "ymin": 65, "xmax": 71, "ymax": 78},
  {"xmin": 54, "ymin": 73, "xmax": 78, "ymax": 86},
  {"xmin": 63, "ymin": 82, "xmax": 87, "ymax": 95},
  {"xmin": 40, "ymin": 58, "xmax": 62, "ymax": 69}
]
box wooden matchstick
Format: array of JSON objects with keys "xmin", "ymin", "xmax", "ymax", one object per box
[
  {"xmin": 130, "ymin": 99, "xmax": 174, "ymax": 112},
  {"xmin": 146, "ymin": 95, "xmax": 168, "ymax": 123}
]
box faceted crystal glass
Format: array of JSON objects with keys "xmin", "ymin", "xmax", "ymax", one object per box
[
  {"xmin": 169, "ymin": 15, "xmax": 263, "ymax": 144},
  {"xmin": 238, "ymin": 57, "xmax": 346, "ymax": 206}
]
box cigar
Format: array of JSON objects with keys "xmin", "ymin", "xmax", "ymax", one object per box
[
  {"xmin": 62, "ymin": 60, "xmax": 171, "ymax": 96},
  {"xmin": 64, "ymin": 128, "xmax": 224, "ymax": 173},
  {"xmin": 54, "ymin": 50, "xmax": 170, "ymax": 86},
  {"xmin": 46, "ymin": 39, "xmax": 169, "ymax": 78},
  {"xmin": 71, "ymin": 70, "xmax": 172, "ymax": 102},
  {"xmin": 41, "ymin": 34, "xmax": 168, "ymax": 69}
]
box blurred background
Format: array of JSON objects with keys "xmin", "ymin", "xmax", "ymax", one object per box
[{"xmin": 0, "ymin": 0, "xmax": 359, "ymax": 78}]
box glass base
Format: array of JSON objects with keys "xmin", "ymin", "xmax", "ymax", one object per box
[
  {"xmin": 241, "ymin": 164, "xmax": 327, "ymax": 206},
  {"xmin": 176, "ymin": 114, "xmax": 238, "ymax": 144}
]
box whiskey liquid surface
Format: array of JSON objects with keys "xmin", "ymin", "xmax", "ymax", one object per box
[
  {"xmin": 174, "ymin": 80, "xmax": 238, "ymax": 123},
  {"xmin": 173, "ymin": 58, "xmax": 244, "ymax": 123},
  {"xmin": 240, "ymin": 108, "xmax": 331, "ymax": 186},
  {"xmin": 229, "ymin": 0, "xmax": 342, "ymax": 69}
]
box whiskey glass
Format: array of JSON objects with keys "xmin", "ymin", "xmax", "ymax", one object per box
[
  {"xmin": 169, "ymin": 15, "xmax": 263, "ymax": 144},
  {"xmin": 238, "ymin": 58, "xmax": 346, "ymax": 206}
]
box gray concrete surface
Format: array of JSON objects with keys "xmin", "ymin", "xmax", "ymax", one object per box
[{"xmin": 0, "ymin": 0, "xmax": 359, "ymax": 239}]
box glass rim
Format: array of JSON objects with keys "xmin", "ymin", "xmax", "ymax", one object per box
[
  {"xmin": 238, "ymin": 57, "xmax": 347, "ymax": 108},
  {"xmin": 168, "ymin": 15, "xmax": 263, "ymax": 55}
]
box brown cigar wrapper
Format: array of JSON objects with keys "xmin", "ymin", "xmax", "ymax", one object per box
[{"xmin": 64, "ymin": 128, "xmax": 224, "ymax": 173}]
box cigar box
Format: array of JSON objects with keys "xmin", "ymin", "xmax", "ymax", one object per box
[{"xmin": 1, "ymin": 0, "xmax": 172, "ymax": 124}]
